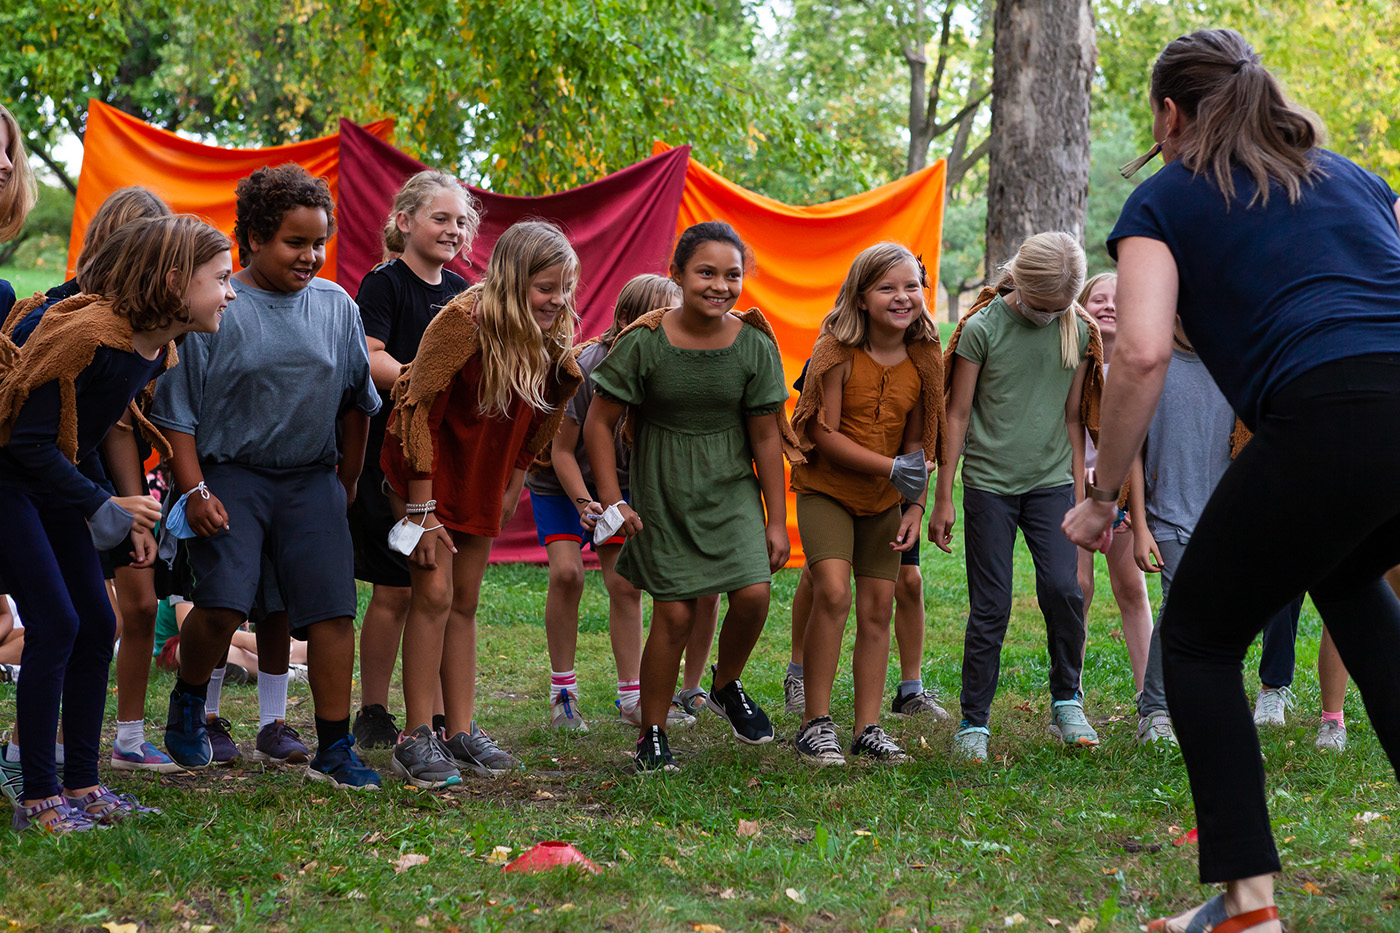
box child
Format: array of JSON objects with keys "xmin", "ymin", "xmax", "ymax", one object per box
[
  {"xmin": 151, "ymin": 164, "xmax": 383, "ymax": 791},
  {"xmin": 1073, "ymin": 273, "xmax": 1154, "ymax": 709},
  {"xmin": 584, "ymin": 221, "xmax": 795, "ymax": 773},
  {"xmin": 1128, "ymin": 318, "xmax": 1304, "ymax": 745},
  {"xmin": 0, "ymin": 103, "xmax": 36, "ymax": 328},
  {"xmin": 932, "ymin": 231, "xmax": 1101, "ymax": 763},
  {"xmin": 350, "ymin": 170, "xmax": 476, "ymax": 749},
  {"xmin": 787, "ymin": 242, "xmax": 945, "ymax": 765},
  {"xmin": 0, "ymin": 213, "xmax": 235, "ymax": 831},
  {"xmin": 380, "ymin": 220, "xmax": 581, "ymax": 787}
]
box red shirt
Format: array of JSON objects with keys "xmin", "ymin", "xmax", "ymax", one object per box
[{"xmin": 381, "ymin": 354, "xmax": 549, "ymax": 537}]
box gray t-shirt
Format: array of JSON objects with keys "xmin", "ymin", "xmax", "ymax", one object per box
[
  {"xmin": 151, "ymin": 277, "xmax": 380, "ymax": 468},
  {"xmin": 1142, "ymin": 348, "xmax": 1235, "ymax": 543},
  {"xmin": 525, "ymin": 340, "xmax": 630, "ymax": 496}
]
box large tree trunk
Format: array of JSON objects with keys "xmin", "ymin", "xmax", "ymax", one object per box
[{"xmin": 984, "ymin": 0, "xmax": 1096, "ymax": 276}]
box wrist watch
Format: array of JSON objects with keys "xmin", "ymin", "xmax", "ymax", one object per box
[{"xmin": 1085, "ymin": 469, "xmax": 1120, "ymax": 504}]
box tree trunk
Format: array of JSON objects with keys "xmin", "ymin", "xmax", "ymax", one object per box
[{"xmin": 984, "ymin": 0, "xmax": 1096, "ymax": 277}]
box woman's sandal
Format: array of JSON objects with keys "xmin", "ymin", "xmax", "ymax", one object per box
[
  {"xmin": 11, "ymin": 795, "xmax": 98, "ymax": 834},
  {"xmin": 63, "ymin": 785, "xmax": 162, "ymax": 825},
  {"xmin": 1148, "ymin": 893, "xmax": 1281, "ymax": 933}
]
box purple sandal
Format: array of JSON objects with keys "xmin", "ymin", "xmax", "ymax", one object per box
[
  {"xmin": 63, "ymin": 785, "xmax": 162, "ymax": 824},
  {"xmin": 11, "ymin": 795, "xmax": 97, "ymax": 834}
]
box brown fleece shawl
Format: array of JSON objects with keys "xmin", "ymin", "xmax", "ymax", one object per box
[
  {"xmin": 608, "ymin": 307, "xmax": 803, "ymax": 461},
  {"xmin": 0, "ymin": 293, "xmax": 176, "ymax": 461},
  {"xmin": 789, "ymin": 331, "xmax": 947, "ymax": 467},
  {"xmin": 944, "ymin": 285, "xmax": 1106, "ymax": 445},
  {"xmin": 386, "ymin": 286, "xmax": 583, "ymax": 474}
]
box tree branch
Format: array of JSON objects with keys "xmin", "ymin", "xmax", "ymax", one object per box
[
  {"xmin": 930, "ymin": 88, "xmax": 991, "ymax": 137},
  {"xmin": 29, "ymin": 139, "xmax": 78, "ymax": 194}
]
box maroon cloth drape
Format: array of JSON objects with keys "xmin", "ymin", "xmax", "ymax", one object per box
[{"xmin": 336, "ymin": 120, "xmax": 690, "ymax": 563}]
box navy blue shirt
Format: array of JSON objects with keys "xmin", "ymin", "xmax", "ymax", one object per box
[
  {"xmin": 1108, "ymin": 149, "xmax": 1400, "ymax": 428},
  {"xmin": 0, "ymin": 279, "xmax": 13, "ymax": 328},
  {"xmin": 11, "ymin": 279, "xmax": 79, "ymax": 347},
  {"xmin": 0, "ymin": 345, "xmax": 165, "ymax": 516}
]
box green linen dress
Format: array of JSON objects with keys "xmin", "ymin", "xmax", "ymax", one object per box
[{"xmin": 590, "ymin": 317, "xmax": 789, "ymax": 601}]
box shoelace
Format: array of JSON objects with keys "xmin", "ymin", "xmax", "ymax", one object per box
[
  {"xmin": 555, "ymin": 688, "xmax": 576, "ymax": 717},
  {"xmin": 1055, "ymin": 703, "xmax": 1089, "ymax": 726},
  {"xmin": 857, "ymin": 727, "xmax": 900, "ymax": 755},
  {"xmin": 804, "ymin": 721, "xmax": 842, "ymax": 755},
  {"xmin": 1259, "ymin": 687, "xmax": 1295, "ymax": 715}
]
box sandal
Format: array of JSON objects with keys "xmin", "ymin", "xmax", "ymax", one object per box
[
  {"xmin": 11, "ymin": 795, "xmax": 97, "ymax": 834},
  {"xmin": 63, "ymin": 785, "xmax": 162, "ymax": 824},
  {"xmin": 1148, "ymin": 893, "xmax": 1281, "ymax": 933}
]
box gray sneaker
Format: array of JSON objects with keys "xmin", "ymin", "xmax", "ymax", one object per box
[
  {"xmin": 1315, "ymin": 719, "xmax": 1347, "ymax": 752},
  {"xmin": 443, "ymin": 725, "xmax": 520, "ymax": 777},
  {"xmin": 783, "ymin": 673, "xmax": 805, "ymax": 715},
  {"xmin": 1253, "ymin": 686, "xmax": 1294, "ymax": 727},
  {"xmin": 0, "ymin": 663, "xmax": 19, "ymax": 684},
  {"xmin": 0, "ymin": 741, "xmax": 21, "ymax": 806},
  {"xmin": 1136, "ymin": 710, "xmax": 1178, "ymax": 746},
  {"xmin": 391, "ymin": 725, "xmax": 463, "ymax": 789},
  {"xmin": 794, "ymin": 715, "xmax": 845, "ymax": 767},
  {"xmin": 891, "ymin": 687, "xmax": 951, "ymax": 721},
  {"xmin": 1048, "ymin": 699, "xmax": 1100, "ymax": 747},
  {"xmin": 951, "ymin": 723, "xmax": 990, "ymax": 763}
]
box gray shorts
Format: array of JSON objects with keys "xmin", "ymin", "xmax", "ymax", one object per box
[{"xmin": 185, "ymin": 463, "xmax": 356, "ymax": 633}]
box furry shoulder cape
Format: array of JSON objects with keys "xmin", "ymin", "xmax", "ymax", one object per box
[
  {"xmin": 0, "ymin": 293, "xmax": 176, "ymax": 462},
  {"xmin": 788, "ymin": 331, "xmax": 946, "ymax": 467},
  {"xmin": 386, "ymin": 286, "xmax": 583, "ymax": 474}
]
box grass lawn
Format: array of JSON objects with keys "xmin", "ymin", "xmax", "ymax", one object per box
[
  {"xmin": 1, "ymin": 486, "xmax": 1397, "ymax": 933},
  {"xmin": 1, "ymin": 264, "xmax": 64, "ymax": 301}
]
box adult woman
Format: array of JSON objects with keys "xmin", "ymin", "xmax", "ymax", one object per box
[{"xmin": 1063, "ymin": 29, "xmax": 1400, "ymax": 933}]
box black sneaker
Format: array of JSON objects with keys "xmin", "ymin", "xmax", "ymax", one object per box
[
  {"xmin": 794, "ymin": 715, "xmax": 846, "ymax": 767},
  {"xmin": 849, "ymin": 724, "xmax": 908, "ymax": 762},
  {"xmin": 352, "ymin": 704, "xmax": 401, "ymax": 750},
  {"xmin": 707, "ymin": 665, "xmax": 774, "ymax": 745},
  {"xmin": 634, "ymin": 725, "xmax": 678, "ymax": 774}
]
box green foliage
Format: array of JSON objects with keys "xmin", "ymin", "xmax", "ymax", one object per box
[{"xmin": 0, "ymin": 181, "xmax": 74, "ymax": 270}]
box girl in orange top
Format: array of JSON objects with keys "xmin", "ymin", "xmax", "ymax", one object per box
[
  {"xmin": 380, "ymin": 221, "xmax": 581, "ymax": 787},
  {"xmin": 787, "ymin": 242, "xmax": 945, "ymax": 766}
]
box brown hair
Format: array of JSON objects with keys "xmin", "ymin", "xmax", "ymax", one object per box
[
  {"xmin": 1151, "ymin": 29, "xmax": 1323, "ymax": 206},
  {"xmin": 382, "ymin": 170, "xmax": 481, "ymax": 262},
  {"xmin": 0, "ymin": 104, "xmax": 37, "ymax": 242},
  {"xmin": 74, "ymin": 187, "xmax": 171, "ymax": 282},
  {"xmin": 601, "ymin": 274, "xmax": 678, "ymax": 346},
  {"xmin": 84, "ymin": 215, "xmax": 231, "ymax": 332},
  {"xmin": 821, "ymin": 242, "xmax": 938, "ymax": 348}
]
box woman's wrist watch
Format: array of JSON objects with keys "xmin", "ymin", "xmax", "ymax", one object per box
[{"xmin": 1085, "ymin": 469, "xmax": 1120, "ymax": 504}]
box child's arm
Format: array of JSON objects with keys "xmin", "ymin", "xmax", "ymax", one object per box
[
  {"xmin": 747, "ymin": 411, "xmax": 790, "ymax": 572},
  {"xmin": 501, "ymin": 467, "xmax": 527, "ymax": 529},
  {"xmin": 338, "ymin": 408, "xmax": 370, "ymax": 508},
  {"xmin": 931, "ymin": 355, "xmax": 979, "ymax": 553},
  {"xmin": 366, "ymin": 336, "xmax": 404, "ymax": 391},
  {"xmin": 808, "ymin": 361, "xmax": 897, "ymax": 476},
  {"xmin": 1066, "ymin": 360, "xmax": 1090, "ymax": 504},
  {"xmin": 1127, "ymin": 455, "xmax": 1162, "ymax": 573},
  {"xmin": 582, "ymin": 395, "xmax": 642, "ymax": 536},
  {"xmin": 893, "ymin": 396, "xmax": 929, "ymax": 552},
  {"xmin": 100, "ymin": 412, "xmax": 156, "ymax": 567},
  {"xmin": 166, "ymin": 429, "xmax": 228, "ymax": 537},
  {"xmin": 551, "ymin": 417, "xmax": 604, "ymax": 530}
]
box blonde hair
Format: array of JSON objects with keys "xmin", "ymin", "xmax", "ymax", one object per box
[
  {"xmin": 0, "ymin": 105, "xmax": 37, "ymax": 243},
  {"xmin": 821, "ymin": 242, "xmax": 938, "ymax": 348},
  {"xmin": 82, "ymin": 215, "xmax": 231, "ymax": 332},
  {"xmin": 996, "ymin": 231, "xmax": 1086, "ymax": 370},
  {"xmin": 1077, "ymin": 271, "xmax": 1117, "ymax": 308},
  {"xmin": 475, "ymin": 220, "xmax": 578, "ymax": 417},
  {"xmin": 601, "ymin": 274, "xmax": 678, "ymax": 346},
  {"xmin": 382, "ymin": 170, "xmax": 480, "ymax": 262},
  {"xmin": 74, "ymin": 187, "xmax": 171, "ymax": 283}
]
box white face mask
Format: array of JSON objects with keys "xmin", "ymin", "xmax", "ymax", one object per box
[
  {"xmin": 1013, "ymin": 294, "xmax": 1070, "ymax": 328},
  {"xmin": 387, "ymin": 517, "xmax": 427, "ymax": 556}
]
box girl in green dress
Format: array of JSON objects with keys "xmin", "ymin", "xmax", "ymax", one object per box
[{"xmin": 584, "ymin": 222, "xmax": 794, "ymax": 772}]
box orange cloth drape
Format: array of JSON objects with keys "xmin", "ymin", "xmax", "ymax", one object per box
[
  {"xmin": 655, "ymin": 142, "xmax": 947, "ymax": 565},
  {"xmin": 66, "ymin": 101, "xmax": 395, "ymax": 282}
]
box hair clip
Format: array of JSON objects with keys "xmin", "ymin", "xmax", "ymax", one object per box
[
  {"xmin": 1119, "ymin": 141, "xmax": 1162, "ymax": 179},
  {"xmin": 914, "ymin": 253, "xmax": 930, "ymax": 288}
]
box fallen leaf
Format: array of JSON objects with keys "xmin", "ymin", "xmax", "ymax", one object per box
[
  {"xmin": 691, "ymin": 924, "xmax": 726, "ymax": 933},
  {"xmin": 660, "ymin": 855, "xmax": 681, "ymax": 872},
  {"xmin": 1004, "ymin": 913, "xmax": 1028, "ymax": 926},
  {"xmin": 1047, "ymin": 921, "xmax": 1062, "ymax": 928},
  {"xmin": 359, "ymin": 830, "xmax": 386, "ymax": 845},
  {"xmin": 785, "ymin": 888, "xmax": 806, "ymax": 904},
  {"xmin": 1069, "ymin": 918, "xmax": 1097, "ymax": 933},
  {"xmin": 1014, "ymin": 700, "xmax": 1033, "ymax": 713},
  {"xmin": 102, "ymin": 925, "xmax": 139, "ymax": 933},
  {"xmin": 392, "ymin": 853, "xmax": 430, "ymax": 873},
  {"xmin": 193, "ymin": 926, "xmax": 214, "ymax": 933},
  {"xmin": 485, "ymin": 845, "xmax": 512, "ymax": 865},
  {"xmin": 747, "ymin": 776, "xmax": 760, "ymax": 788},
  {"xmin": 1357, "ymin": 811, "xmax": 1385, "ymax": 823},
  {"xmin": 1303, "ymin": 881, "xmax": 1324, "ymax": 895},
  {"xmin": 919, "ymin": 736, "xmax": 930, "ymax": 749},
  {"xmin": 559, "ymin": 904, "xmax": 575, "ymax": 911},
  {"xmin": 618, "ymin": 847, "xmax": 634, "ymax": 861},
  {"xmin": 415, "ymin": 917, "xmax": 430, "ymax": 928},
  {"xmin": 345, "ymin": 890, "xmax": 367, "ymax": 900},
  {"xmin": 1100, "ymin": 866, "xmax": 1118, "ymax": 875},
  {"xmin": 273, "ymin": 872, "xmax": 287, "ymax": 882},
  {"xmin": 719, "ymin": 887, "xmax": 736, "ymax": 900},
  {"xmin": 533, "ymin": 790, "xmax": 554, "ymax": 800},
  {"xmin": 298, "ymin": 860, "xmax": 318, "ymax": 874},
  {"xmin": 737, "ymin": 819, "xmax": 760, "ymax": 838}
]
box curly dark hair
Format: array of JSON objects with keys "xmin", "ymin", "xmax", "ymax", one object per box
[{"xmin": 233, "ymin": 164, "xmax": 337, "ymax": 255}]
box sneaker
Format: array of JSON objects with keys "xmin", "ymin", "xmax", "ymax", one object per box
[
  {"xmin": 617, "ymin": 700, "xmax": 697, "ymax": 730},
  {"xmin": 1136, "ymin": 711, "xmax": 1178, "ymax": 746},
  {"xmin": 634, "ymin": 725, "xmax": 679, "ymax": 774},
  {"xmin": 391, "ymin": 725, "xmax": 463, "ymax": 789},
  {"xmin": 111, "ymin": 740, "xmax": 185, "ymax": 773},
  {"xmin": 549, "ymin": 688, "xmax": 589, "ymax": 732},
  {"xmin": 205, "ymin": 716, "xmax": 242, "ymax": 765},
  {"xmin": 64, "ymin": 785, "xmax": 162, "ymax": 824},
  {"xmin": 850, "ymin": 723, "xmax": 908, "ymax": 761},
  {"xmin": 1315, "ymin": 719, "xmax": 1347, "ymax": 752},
  {"xmin": 1253, "ymin": 686, "xmax": 1294, "ymax": 728},
  {"xmin": 443, "ymin": 725, "xmax": 520, "ymax": 777},
  {"xmin": 288, "ymin": 663, "xmax": 308, "ymax": 685},
  {"xmin": 163, "ymin": 689, "xmax": 212, "ymax": 769},
  {"xmin": 674, "ymin": 687, "xmax": 708, "ymax": 717},
  {"xmin": 891, "ymin": 687, "xmax": 951, "ymax": 721},
  {"xmin": 0, "ymin": 742, "xmax": 22, "ymax": 805},
  {"xmin": 222, "ymin": 663, "xmax": 250, "ymax": 686},
  {"xmin": 794, "ymin": 715, "xmax": 846, "ymax": 767},
  {"xmin": 0, "ymin": 663, "xmax": 18, "ymax": 684},
  {"xmin": 11, "ymin": 795, "xmax": 97, "ymax": 834},
  {"xmin": 251, "ymin": 721, "xmax": 311, "ymax": 765},
  {"xmin": 352, "ymin": 703, "xmax": 401, "ymax": 750},
  {"xmin": 307, "ymin": 735, "xmax": 382, "ymax": 791},
  {"xmin": 951, "ymin": 722, "xmax": 990, "ymax": 763},
  {"xmin": 1048, "ymin": 699, "xmax": 1100, "ymax": 747},
  {"xmin": 783, "ymin": 673, "xmax": 805, "ymax": 715},
  {"xmin": 707, "ymin": 665, "xmax": 774, "ymax": 745}
]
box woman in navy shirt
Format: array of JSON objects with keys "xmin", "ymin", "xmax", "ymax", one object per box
[{"xmin": 1064, "ymin": 29, "xmax": 1400, "ymax": 933}]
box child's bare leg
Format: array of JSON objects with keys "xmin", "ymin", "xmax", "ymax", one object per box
[
  {"xmin": 598, "ymin": 545, "xmax": 642, "ymax": 682},
  {"xmin": 893, "ymin": 563, "xmax": 924, "ymax": 682},
  {"xmin": 401, "ymin": 536, "xmax": 455, "ymax": 731},
  {"xmin": 543, "ymin": 540, "xmax": 586, "ymax": 674},
  {"xmin": 1318, "ymin": 625, "xmax": 1349, "ymax": 714},
  {"xmin": 682, "ymin": 595, "xmax": 720, "ymax": 691},
  {"xmin": 802, "ymin": 560, "xmax": 853, "ymax": 722},
  {"xmin": 853, "ymin": 576, "xmax": 896, "ymax": 731},
  {"xmin": 0, "ymin": 628, "xmax": 24, "ymax": 665},
  {"xmin": 358, "ymin": 584, "xmax": 411, "ymax": 710},
  {"xmin": 1106, "ymin": 531, "xmax": 1153, "ymax": 690},
  {"xmin": 227, "ymin": 645, "xmax": 259, "ymax": 672},
  {"xmin": 255, "ymin": 614, "xmax": 290, "ymax": 676},
  {"xmin": 640, "ymin": 598, "xmax": 697, "ymax": 730},
  {"xmin": 441, "ymin": 533, "xmax": 493, "ymax": 736},
  {"xmin": 178, "ymin": 607, "xmax": 251, "ymax": 685},
  {"xmin": 1076, "ymin": 546, "xmax": 1097, "ymax": 624},
  {"xmin": 113, "ymin": 566, "xmax": 159, "ymax": 722},
  {"xmin": 790, "ymin": 567, "xmax": 813, "ymax": 667},
  {"xmin": 304, "ymin": 616, "xmax": 355, "ymax": 725},
  {"xmin": 713, "ymin": 581, "xmax": 771, "ymax": 687}
]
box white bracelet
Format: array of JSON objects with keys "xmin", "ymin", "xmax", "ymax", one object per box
[{"xmin": 405, "ymin": 499, "xmax": 437, "ymax": 515}]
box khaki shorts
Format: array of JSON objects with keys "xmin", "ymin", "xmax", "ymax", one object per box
[{"xmin": 796, "ymin": 493, "xmax": 902, "ymax": 581}]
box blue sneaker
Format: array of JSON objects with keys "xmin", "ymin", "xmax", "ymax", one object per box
[
  {"xmin": 111, "ymin": 740, "xmax": 184, "ymax": 774},
  {"xmin": 307, "ymin": 735, "xmax": 382, "ymax": 792},
  {"xmin": 164, "ymin": 689, "xmax": 212, "ymax": 769}
]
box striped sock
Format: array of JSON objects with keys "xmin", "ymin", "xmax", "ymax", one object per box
[
  {"xmin": 551, "ymin": 670, "xmax": 577, "ymax": 702},
  {"xmin": 617, "ymin": 679, "xmax": 641, "ymax": 713}
]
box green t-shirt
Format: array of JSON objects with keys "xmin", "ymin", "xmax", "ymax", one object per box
[{"xmin": 954, "ymin": 296, "xmax": 1090, "ymax": 496}]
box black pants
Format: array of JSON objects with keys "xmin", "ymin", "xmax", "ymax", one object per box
[
  {"xmin": 960, "ymin": 483, "xmax": 1085, "ymax": 727},
  {"xmin": 1162, "ymin": 355, "xmax": 1400, "ymax": 882}
]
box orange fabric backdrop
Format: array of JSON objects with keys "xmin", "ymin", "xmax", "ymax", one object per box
[
  {"xmin": 66, "ymin": 101, "xmax": 395, "ymax": 282},
  {"xmin": 655, "ymin": 142, "xmax": 947, "ymax": 565}
]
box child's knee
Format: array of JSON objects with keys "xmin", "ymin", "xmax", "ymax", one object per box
[
  {"xmin": 412, "ymin": 581, "xmax": 453, "ymax": 620},
  {"xmin": 895, "ymin": 568, "xmax": 922, "ymax": 608},
  {"xmin": 549, "ymin": 560, "xmax": 586, "ymax": 598}
]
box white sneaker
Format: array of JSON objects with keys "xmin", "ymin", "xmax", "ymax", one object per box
[
  {"xmin": 1253, "ymin": 686, "xmax": 1294, "ymax": 727},
  {"xmin": 1315, "ymin": 719, "xmax": 1347, "ymax": 752},
  {"xmin": 951, "ymin": 723, "xmax": 990, "ymax": 763},
  {"xmin": 549, "ymin": 688, "xmax": 589, "ymax": 732},
  {"xmin": 1136, "ymin": 710, "xmax": 1177, "ymax": 746}
]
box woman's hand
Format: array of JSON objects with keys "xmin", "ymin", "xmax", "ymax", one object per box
[
  {"xmin": 766, "ymin": 521, "xmax": 791, "ymax": 572},
  {"xmin": 1134, "ymin": 525, "xmax": 1164, "ymax": 573},
  {"xmin": 114, "ymin": 494, "xmax": 163, "ymax": 534},
  {"xmin": 410, "ymin": 517, "xmax": 456, "ymax": 571},
  {"xmin": 930, "ymin": 497, "xmax": 956, "ymax": 553},
  {"xmin": 617, "ymin": 502, "xmax": 644, "ymax": 537},
  {"xmin": 1062, "ymin": 498, "xmax": 1116, "ymax": 553},
  {"xmin": 129, "ymin": 528, "xmax": 157, "ymax": 568},
  {"xmin": 892, "ymin": 505, "xmax": 923, "ymax": 552},
  {"xmin": 185, "ymin": 489, "xmax": 229, "ymax": 537}
]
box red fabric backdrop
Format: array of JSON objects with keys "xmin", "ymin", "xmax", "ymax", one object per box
[{"xmin": 336, "ymin": 121, "xmax": 691, "ymax": 563}]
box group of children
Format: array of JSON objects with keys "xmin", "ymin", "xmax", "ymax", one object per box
[{"xmin": 0, "ymin": 99, "xmax": 1355, "ymax": 829}]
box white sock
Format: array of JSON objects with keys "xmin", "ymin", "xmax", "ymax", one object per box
[
  {"xmin": 54, "ymin": 742, "xmax": 64, "ymax": 765},
  {"xmin": 3, "ymin": 741, "xmax": 18, "ymax": 763},
  {"xmin": 115, "ymin": 719, "xmax": 145, "ymax": 754},
  {"xmin": 206, "ymin": 666, "xmax": 226, "ymax": 719},
  {"xmin": 617, "ymin": 679, "xmax": 641, "ymax": 713},
  {"xmin": 259, "ymin": 670, "xmax": 289, "ymax": 728}
]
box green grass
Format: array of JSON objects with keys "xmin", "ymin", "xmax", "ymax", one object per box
[
  {"xmin": 1, "ymin": 485, "xmax": 1397, "ymax": 932},
  {"xmin": 1, "ymin": 257, "xmax": 67, "ymax": 300}
]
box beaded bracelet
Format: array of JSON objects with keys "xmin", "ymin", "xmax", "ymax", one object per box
[{"xmin": 405, "ymin": 499, "xmax": 437, "ymax": 516}]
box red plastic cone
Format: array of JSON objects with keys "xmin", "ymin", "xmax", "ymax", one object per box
[{"xmin": 502, "ymin": 841, "xmax": 601, "ymax": 874}]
